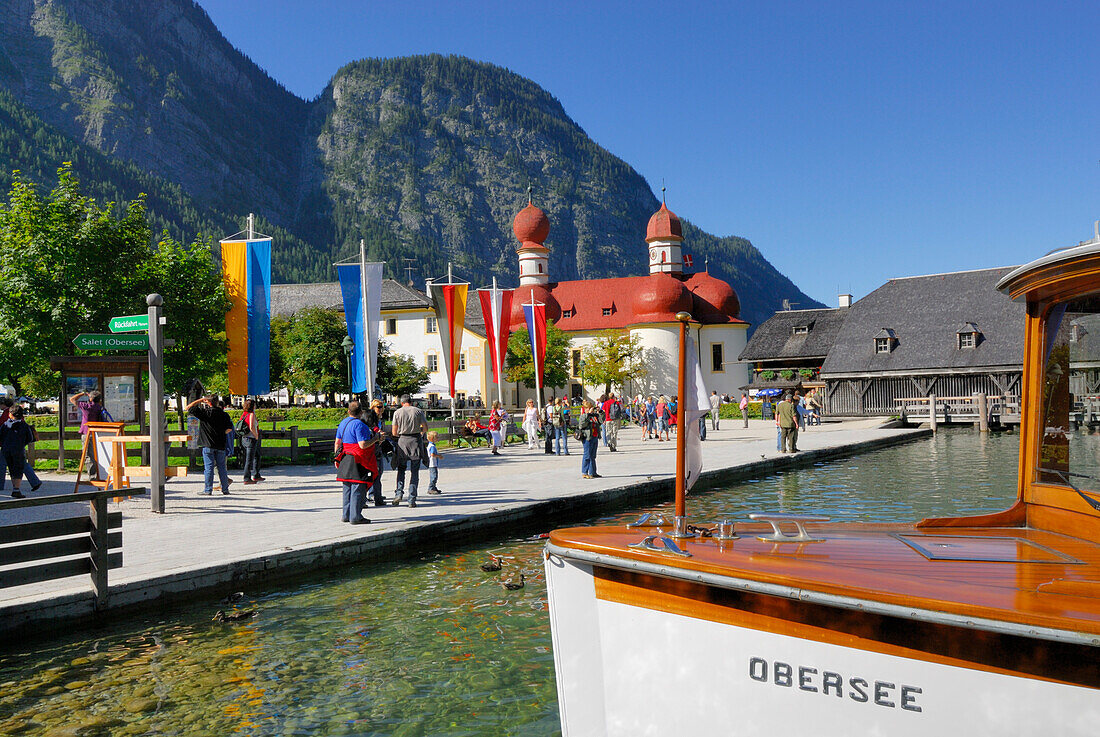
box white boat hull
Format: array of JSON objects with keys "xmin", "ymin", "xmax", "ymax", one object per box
[{"xmin": 546, "ymin": 554, "xmax": 1100, "ymax": 737}]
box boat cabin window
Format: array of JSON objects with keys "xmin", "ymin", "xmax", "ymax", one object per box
[{"xmin": 1037, "ymin": 292, "xmax": 1100, "ymax": 491}]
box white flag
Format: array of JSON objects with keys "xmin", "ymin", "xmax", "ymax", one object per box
[{"xmin": 683, "ymin": 332, "xmax": 711, "ymax": 492}]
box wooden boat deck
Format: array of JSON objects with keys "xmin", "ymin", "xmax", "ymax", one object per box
[{"xmin": 548, "ymin": 523, "xmax": 1100, "ymax": 642}]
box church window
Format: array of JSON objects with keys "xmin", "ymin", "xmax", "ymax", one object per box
[
  {"xmin": 538, "ymin": 264, "xmax": 543, "ymax": 273},
  {"xmin": 711, "ymin": 343, "xmax": 725, "ymax": 372}
]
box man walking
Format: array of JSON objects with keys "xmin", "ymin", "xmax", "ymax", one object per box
[
  {"xmin": 709, "ymin": 390, "xmax": 721, "ymax": 430},
  {"xmin": 602, "ymin": 393, "xmax": 620, "ymax": 452},
  {"xmin": 776, "ymin": 392, "xmax": 799, "ymax": 453},
  {"xmin": 740, "ymin": 391, "xmax": 750, "ymax": 428},
  {"xmin": 390, "ymin": 395, "xmax": 428, "ymax": 508},
  {"xmin": 186, "ymin": 395, "xmax": 234, "ymax": 495}
]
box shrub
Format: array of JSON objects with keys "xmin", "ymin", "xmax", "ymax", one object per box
[{"xmin": 760, "ymin": 370, "xmax": 777, "ymax": 381}]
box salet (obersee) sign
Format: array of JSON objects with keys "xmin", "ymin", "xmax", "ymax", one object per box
[{"xmin": 73, "ymin": 333, "xmax": 150, "ymax": 350}]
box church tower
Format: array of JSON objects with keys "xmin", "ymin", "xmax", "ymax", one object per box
[
  {"xmin": 514, "ymin": 194, "xmax": 550, "ymax": 286},
  {"xmin": 645, "ymin": 199, "xmax": 684, "ymax": 275}
]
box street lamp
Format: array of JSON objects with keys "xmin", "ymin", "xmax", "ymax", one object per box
[{"xmin": 341, "ymin": 335, "xmax": 355, "ymax": 400}]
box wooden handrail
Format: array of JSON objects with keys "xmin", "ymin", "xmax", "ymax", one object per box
[{"xmin": 0, "ymin": 488, "xmax": 146, "ymax": 509}]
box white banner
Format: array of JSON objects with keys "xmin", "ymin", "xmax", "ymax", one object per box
[
  {"xmin": 684, "ymin": 332, "xmax": 711, "ymax": 491},
  {"xmin": 363, "ymin": 261, "xmax": 383, "ymax": 392}
]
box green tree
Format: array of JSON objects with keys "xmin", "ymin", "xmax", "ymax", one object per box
[
  {"xmin": 579, "ymin": 329, "xmax": 648, "ymax": 395},
  {"xmin": 0, "ymin": 165, "xmax": 228, "ymax": 395},
  {"xmin": 268, "ymin": 314, "xmax": 292, "ymax": 393},
  {"xmin": 283, "ymin": 307, "xmax": 348, "ymax": 404},
  {"xmin": 505, "ymin": 320, "xmax": 570, "ymax": 391},
  {"xmin": 376, "ymin": 340, "xmax": 430, "ymax": 398}
]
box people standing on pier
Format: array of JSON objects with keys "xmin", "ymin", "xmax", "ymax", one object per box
[
  {"xmin": 334, "ymin": 400, "xmax": 378, "ymax": 524},
  {"xmin": 488, "ymin": 400, "xmax": 504, "ymax": 455},
  {"xmin": 1, "ymin": 406, "xmax": 34, "ymax": 498},
  {"xmin": 709, "ymin": 390, "xmax": 721, "ymax": 430},
  {"xmin": 740, "ymin": 392, "xmax": 750, "ymax": 428},
  {"xmin": 368, "ymin": 399, "xmax": 389, "ymax": 507},
  {"xmin": 239, "ymin": 398, "xmax": 264, "ymax": 484},
  {"xmin": 186, "ymin": 395, "xmax": 234, "ymax": 495},
  {"xmin": 0, "ymin": 397, "xmax": 41, "ymax": 493},
  {"xmin": 656, "ymin": 396, "xmax": 671, "ymax": 442},
  {"xmin": 668, "ymin": 396, "xmax": 678, "ymax": 436},
  {"xmin": 579, "ymin": 399, "xmax": 602, "ymax": 479},
  {"xmin": 643, "ymin": 396, "xmax": 656, "ymax": 440},
  {"xmin": 552, "ymin": 397, "xmax": 569, "ymax": 455},
  {"xmin": 390, "ymin": 395, "xmax": 428, "ymax": 507},
  {"xmin": 522, "ymin": 399, "xmax": 540, "ymax": 450},
  {"xmin": 776, "ymin": 392, "xmax": 799, "ymax": 453},
  {"xmin": 543, "ymin": 397, "xmax": 555, "ymax": 454}
]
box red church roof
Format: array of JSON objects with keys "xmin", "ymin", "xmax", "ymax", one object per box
[
  {"xmin": 508, "ymin": 272, "xmax": 745, "ymax": 332},
  {"xmin": 645, "ymin": 202, "xmax": 683, "ymax": 242}
]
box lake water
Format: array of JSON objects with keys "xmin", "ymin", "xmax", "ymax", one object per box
[{"xmin": 0, "ymin": 429, "xmax": 1020, "ymax": 736}]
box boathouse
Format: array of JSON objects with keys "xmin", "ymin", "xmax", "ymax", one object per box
[
  {"xmin": 819, "ymin": 267, "xmax": 1024, "ymax": 416},
  {"xmin": 737, "ymin": 303, "xmax": 851, "ymax": 395}
]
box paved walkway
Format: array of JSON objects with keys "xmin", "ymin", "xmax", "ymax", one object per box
[{"xmin": 0, "ymin": 418, "xmax": 926, "ymax": 632}]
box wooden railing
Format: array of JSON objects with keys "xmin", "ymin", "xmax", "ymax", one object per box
[
  {"xmin": 0, "ymin": 488, "xmax": 144, "ymax": 609},
  {"xmin": 894, "ymin": 394, "xmax": 1021, "ymax": 425}
]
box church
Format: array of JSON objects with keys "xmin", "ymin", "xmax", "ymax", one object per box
[{"xmin": 506, "ymin": 197, "xmax": 749, "ymax": 402}]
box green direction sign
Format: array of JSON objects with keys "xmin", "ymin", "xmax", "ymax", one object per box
[
  {"xmin": 108, "ymin": 314, "xmax": 149, "ymax": 333},
  {"xmin": 73, "ymin": 333, "xmax": 150, "ymax": 350}
]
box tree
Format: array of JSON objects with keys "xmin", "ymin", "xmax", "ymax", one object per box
[
  {"xmin": 505, "ymin": 320, "xmax": 571, "ymax": 391},
  {"xmin": 376, "ymin": 340, "xmax": 430, "ymax": 398},
  {"xmin": 0, "ymin": 165, "xmax": 229, "ymax": 395},
  {"xmin": 580, "ymin": 329, "xmax": 648, "ymax": 395},
  {"xmin": 282, "ymin": 307, "xmax": 348, "ymax": 404}
]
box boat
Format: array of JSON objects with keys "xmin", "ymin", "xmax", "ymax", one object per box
[{"xmin": 544, "ymin": 231, "xmax": 1100, "ymax": 735}]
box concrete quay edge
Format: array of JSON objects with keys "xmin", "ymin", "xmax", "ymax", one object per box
[{"xmin": 0, "ymin": 428, "xmax": 931, "ymax": 640}]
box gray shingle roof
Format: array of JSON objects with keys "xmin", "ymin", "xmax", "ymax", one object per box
[
  {"xmin": 738, "ymin": 308, "xmax": 850, "ymax": 362},
  {"xmin": 270, "ymin": 279, "xmax": 485, "ymax": 336},
  {"xmin": 820, "ymin": 267, "xmax": 1024, "ymax": 376}
]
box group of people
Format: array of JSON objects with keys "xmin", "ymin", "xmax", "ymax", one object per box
[
  {"xmin": 184, "ymin": 395, "xmax": 265, "ymax": 495},
  {"xmin": 334, "ymin": 395, "xmax": 443, "ymax": 524},
  {"xmin": 773, "ymin": 389, "xmax": 823, "ymax": 453}
]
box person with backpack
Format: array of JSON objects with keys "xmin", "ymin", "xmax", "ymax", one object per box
[
  {"xmin": 543, "ymin": 397, "xmax": 556, "ymax": 454},
  {"xmin": 1, "ymin": 406, "xmax": 35, "ymax": 498},
  {"xmin": 238, "ymin": 398, "xmax": 264, "ymax": 484},
  {"xmin": 185, "ymin": 395, "xmax": 235, "ymax": 495},
  {"xmin": 334, "ymin": 400, "xmax": 379, "ymax": 523},
  {"xmin": 69, "ymin": 390, "xmax": 111, "ymax": 476},
  {"xmin": 602, "ymin": 393, "xmax": 621, "ymax": 452}
]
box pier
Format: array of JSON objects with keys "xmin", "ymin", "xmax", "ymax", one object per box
[{"xmin": 0, "ymin": 418, "xmax": 928, "ymax": 638}]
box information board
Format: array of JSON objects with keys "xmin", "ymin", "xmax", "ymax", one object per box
[{"xmin": 104, "ymin": 375, "xmax": 136, "ymax": 423}]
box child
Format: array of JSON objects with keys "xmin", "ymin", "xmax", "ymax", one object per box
[
  {"xmin": 1, "ymin": 406, "xmax": 35, "ymax": 498},
  {"xmin": 426, "ymin": 430, "xmax": 442, "ymax": 495}
]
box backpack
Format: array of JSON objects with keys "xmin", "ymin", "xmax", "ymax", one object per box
[{"xmin": 608, "ymin": 402, "xmax": 622, "ymax": 420}]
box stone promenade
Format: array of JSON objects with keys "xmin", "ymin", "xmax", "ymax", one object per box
[{"xmin": 0, "ymin": 417, "xmax": 926, "ymax": 636}]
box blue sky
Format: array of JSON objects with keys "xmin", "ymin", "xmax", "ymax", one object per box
[{"xmin": 197, "ymin": 0, "xmax": 1100, "ymax": 306}]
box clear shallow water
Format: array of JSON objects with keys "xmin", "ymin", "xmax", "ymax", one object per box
[{"xmin": 0, "ymin": 429, "xmax": 1020, "ymax": 736}]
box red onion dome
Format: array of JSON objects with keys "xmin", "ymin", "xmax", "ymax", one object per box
[
  {"xmin": 632, "ymin": 273, "xmax": 693, "ymax": 322},
  {"xmin": 686, "ymin": 272, "xmax": 741, "ymax": 321},
  {"xmin": 645, "ymin": 202, "xmax": 683, "ymax": 242},
  {"xmin": 513, "ymin": 202, "xmax": 550, "ymax": 247},
  {"xmin": 508, "ymin": 284, "xmax": 561, "ymax": 331}
]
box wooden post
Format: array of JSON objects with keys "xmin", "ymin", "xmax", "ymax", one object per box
[
  {"xmin": 90, "ymin": 494, "xmax": 109, "ymax": 610},
  {"xmin": 58, "ymin": 375, "xmax": 67, "ymax": 472},
  {"xmin": 929, "ymin": 392, "xmax": 938, "ymax": 433},
  {"xmin": 290, "ymin": 426, "xmax": 299, "ymax": 463},
  {"xmin": 147, "ymin": 294, "xmax": 166, "ymax": 514},
  {"xmin": 674, "ymin": 312, "xmax": 689, "ymax": 521},
  {"xmin": 977, "ymin": 392, "xmax": 989, "ymax": 433}
]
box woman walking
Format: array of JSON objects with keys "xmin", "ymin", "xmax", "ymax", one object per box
[
  {"xmin": 579, "ymin": 399, "xmax": 602, "ymax": 479},
  {"xmin": 239, "ymin": 399, "xmax": 264, "ymax": 484},
  {"xmin": 522, "ymin": 398, "xmax": 540, "ymax": 450},
  {"xmin": 367, "ymin": 399, "xmax": 389, "ymax": 507}
]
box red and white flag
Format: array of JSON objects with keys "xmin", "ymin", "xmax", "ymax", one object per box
[
  {"xmin": 427, "ymin": 280, "xmax": 468, "ymax": 398},
  {"xmin": 478, "ymin": 284, "xmax": 514, "ymax": 385}
]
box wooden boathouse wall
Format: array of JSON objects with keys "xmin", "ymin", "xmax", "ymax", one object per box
[{"xmin": 824, "ymin": 372, "xmax": 1022, "ymax": 416}]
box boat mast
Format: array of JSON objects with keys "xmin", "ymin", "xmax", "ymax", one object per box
[{"xmin": 673, "ymin": 311, "xmax": 692, "ymax": 537}]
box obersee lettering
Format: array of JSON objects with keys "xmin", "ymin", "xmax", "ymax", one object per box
[{"xmin": 748, "ymin": 657, "xmax": 922, "ymax": 713}]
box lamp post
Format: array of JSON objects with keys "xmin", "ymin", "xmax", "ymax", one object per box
[{"xmin": 341, "ymin": 335, "xmax": 355, "ymax": 401}]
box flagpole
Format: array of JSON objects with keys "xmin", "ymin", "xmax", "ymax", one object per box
[
  {"xmin": 673, "ymin": 311, "xmax": 692, "ymax": 538},
  {"xmin": 493, "ymin": 277, "xmax": 504, "ymax": 411},
  {"xmin": 528, "ymin": 295, "xmax": 542, "ymax": 411},
  {"xmin": 360, "ymin": 239, "xmax": 372, "ymax": 402},
  {"xmin": 448, "ymin": 263, "xmax": 456, "ymax": 421}
]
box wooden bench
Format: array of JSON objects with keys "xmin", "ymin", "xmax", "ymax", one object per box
[
  {"xmin": 0, "ymin": 488, "xmax": 144, "ymax": 610},
  {"xmin": 307, "ymin": 437, "xmax": 333, "ymax": 464},
  {"xmin": 447, "ymin": 420, "xmax": 488, "ymax": 449}
]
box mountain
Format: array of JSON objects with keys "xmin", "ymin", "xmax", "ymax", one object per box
[{"xmin": 0, "ymin": 0, "xmax": 824, "ymax": 326}]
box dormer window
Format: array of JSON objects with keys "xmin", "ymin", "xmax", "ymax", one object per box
[
  {"xmin": 874, "ymin": 328, "xmax": 897, "ymax": 354},
  {"xmin": 602, "ymin": 307, "xmax": 613, "ymax": 316},
  {"xmin": 562, "ymin": 308, "xmax": 575, "ymax": 319},
  {"xmin": 792, "ymin": 325, "xmax": 809, "ymax": 335},
  {"xmin": 956, "ymin": 322, "xmax": 981, "ymax": 350}
]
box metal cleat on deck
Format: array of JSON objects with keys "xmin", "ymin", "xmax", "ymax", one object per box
[{"xmin": 748, "ymin": 512, "xmax": 831, "ymax": 543}]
